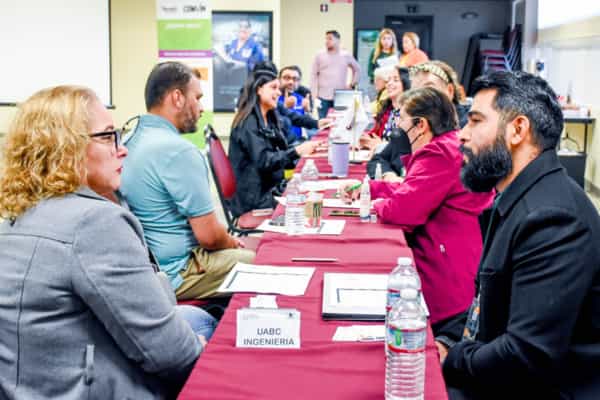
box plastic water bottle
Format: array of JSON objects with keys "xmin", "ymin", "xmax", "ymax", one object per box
[
  {"xmin": 285, "ymin": 174, "xmax": 305, "ymax": 235},
  {"xmin": 359, "ymin": 175, "xmax": 370, "ymax": 222},
  {"xmin": 301, "ymin": 159, "xmax": 319, "ymax": 181},
  {"xmin": 385, "ymin": 288, "xmax": 427, "ymax": 400},
  {"xmin": 375, "ymin": 162, "xmax": 383, "ymax": 180},
  {"xmin": 387, "ymin": 257, "xmax": 421, "ymax": 313}
]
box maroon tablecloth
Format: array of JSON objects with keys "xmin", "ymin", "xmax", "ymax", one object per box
[{"xmin": 178, "ymin": 132, "xmax": 448, "ymax": 400}]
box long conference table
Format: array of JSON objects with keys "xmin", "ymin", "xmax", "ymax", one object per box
[{"xmin": 179, "ymin": 130, "xmax": 448, "ymax": 399}]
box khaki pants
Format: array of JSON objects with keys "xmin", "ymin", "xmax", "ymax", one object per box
[{"xmin": 175, "ymin": 247, "xmax": 255, "ymax": 300}]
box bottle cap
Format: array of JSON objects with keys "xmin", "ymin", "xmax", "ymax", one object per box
[{"xmin": 397, "ymin": 257, "xmax": 413, "ymax": 266}]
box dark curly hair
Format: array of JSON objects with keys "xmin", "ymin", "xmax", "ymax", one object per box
[{"xmin": 472, "ymin": 71, "xmax": 563, "ymax": 150}]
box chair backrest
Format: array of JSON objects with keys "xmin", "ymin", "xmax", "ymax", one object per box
[
  {"xmin": 205, "ymin": 124, "xmax": 238, "ymax": 232},
  {"xmin": 205, "ymin": 125, "xmax": 236, "ymax": 199},
  {"xmin": 204, "ymin": 124, "xmax": 267, "ymax": 236}
]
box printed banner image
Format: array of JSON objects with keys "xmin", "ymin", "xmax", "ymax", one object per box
[
  {"xmin": 156, "ymin": 0, "xmax": 213, "ymax": 147},
  {"xmin": 212, "ymin": 11, "xmax": 273, "ymax": 112}
]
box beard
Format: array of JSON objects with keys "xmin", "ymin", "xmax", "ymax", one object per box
[
  {"xmin": 181, "ymin": 113, "xmax": 198, "ymax": 133},
  {"xmin": 178, "ymin": 105, "xmax": 199, "ymax": 133},
  {"xmin": 460, "ymin": 129, "xmax": 513, "ymax": 193}
]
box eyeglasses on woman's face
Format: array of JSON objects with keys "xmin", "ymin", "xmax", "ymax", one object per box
[{"xmin": 89, "ymin": 129, "xmax": 122, "ymax": 152}]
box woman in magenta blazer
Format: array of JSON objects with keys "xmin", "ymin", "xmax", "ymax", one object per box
[{"xmin": 344, "ymin": 87, "xmax": 493, "ymax": 347}]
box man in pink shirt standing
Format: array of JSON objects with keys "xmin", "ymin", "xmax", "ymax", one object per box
[{"xmin": 311, "ymin": 30, "xmax": 361, "ymax": 118}]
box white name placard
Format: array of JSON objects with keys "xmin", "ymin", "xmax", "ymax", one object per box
[{"xmin": 236, "ymin": 308, "xmax": 301, "ymax": 349}]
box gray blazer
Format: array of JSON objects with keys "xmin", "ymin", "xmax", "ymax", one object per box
[{"xmin": 0, "ymin": 188, "xmax": 201, "ymax": 399}]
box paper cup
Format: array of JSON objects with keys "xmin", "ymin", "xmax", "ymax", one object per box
[{"xmin": 304, "ymin": 192, "xmax": 323, "ymax": 228}]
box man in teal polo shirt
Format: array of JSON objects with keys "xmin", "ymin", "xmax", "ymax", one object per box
[{"xmin": 121, "ymin": 62, "xmax": 254, "ymax": 300}]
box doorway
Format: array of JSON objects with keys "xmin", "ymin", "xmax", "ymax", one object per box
[{"xmin": 385, "ymin": 15, "xmax": 433, "ymax": 59}]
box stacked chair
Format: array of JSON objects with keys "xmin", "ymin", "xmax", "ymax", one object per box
[{"xmin": 463, "ymin": 25, "xmax": 522, "ymax": 95}]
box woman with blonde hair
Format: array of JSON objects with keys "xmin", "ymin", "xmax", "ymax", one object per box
[
  {"xmin": 368, "ymin": 28, "xmax": 398, "ymax": 83},
  {"xmin": 0, "ymin": 85, "xmax": 206, "ymax": 399},
  {"xmin": 399, "ymin": 31, "xmax": 429, "ymax": 67}
]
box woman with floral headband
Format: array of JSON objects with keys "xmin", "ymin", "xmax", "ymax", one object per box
[
  {"xmin": 410, "ymin": 60, "xmax": 469, "ymax": 127},
  {"xmin": 366, "ymin": 60, "xmax": 470, "ymax": 181}
]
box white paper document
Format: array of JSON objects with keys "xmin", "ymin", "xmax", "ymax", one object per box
[
  {"xmin": 322, "ymin": 273, "xmax": 430, "ymax": 320},
  {"xmin": 328, "ymin": 110, "xmax": 346, "ymax": 119},
  {"xmin": 250, "ymin": 295, "xmax": 279, "ymax": 309},
  {"xmin": 322, "ymin": 198, "xmax": 360, "ymax": 209},
  {"xmin": 218, "ymin": 263, "xmax": 315, "ymax": 296},
  {"xmin": 256, "ymin": 219, "xmax": 346, "ymax": 235},
  {"xmin": 376, "ymin": 55, "xmax": 399, "ymax": 68},
  {"xmin": 330, "ymin": 101, "xmax": 370, "ymax": 147},
  {"xmin": 300, "ymin": 179, "xmax": 355, "ymax": 192},
  {"xmin": 338, "ymin": 287, "xmax": 387, "ymax": 307},
  {"xmin": 332, "ymin": 325, "xmax": 386, "ymax": 342}
]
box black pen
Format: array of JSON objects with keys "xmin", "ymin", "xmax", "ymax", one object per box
[{"xmin": 291, "ymin": 257, "xmax": 338, "ymax": 263}]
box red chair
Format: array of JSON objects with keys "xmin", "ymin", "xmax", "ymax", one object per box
[{"xmin": 204, "ymin": 124, "xmax": 271, "ymax": 237}]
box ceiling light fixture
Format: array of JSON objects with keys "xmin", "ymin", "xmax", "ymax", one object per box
[{"xmin": 461, "ymin": 11, "xmax": 479, "ymax": 20}]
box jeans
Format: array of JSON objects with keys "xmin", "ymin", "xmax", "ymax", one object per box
[
  {"xmin": 318, "ymin": 98, "xmax": 334, "ymax": 119},
  {"xmin": 176, "ymin": 305, "xmax": 218, "ymax": 340}
]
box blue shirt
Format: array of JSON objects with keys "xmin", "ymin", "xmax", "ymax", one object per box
[
  {"xmin": 120, "ymin": 114, "xmax": 214, "ymax": 289},
  {"xmin": 277, "ymin": 92, "xmax": 305, "ymax": 140},
  {"xmin": 225, "ymin": 35, "xmax": 264, "ymax": 72}
]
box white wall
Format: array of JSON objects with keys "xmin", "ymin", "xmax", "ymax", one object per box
[
  {"xmin": 0, "ymin": 0, "xmax": 281, "ymax": 138},
  {"xmin": 538, "ymin": 16, "xmax": 600, "ymax": 192},
  {"xmin": 280, "ymin": 0, "xmax": 354, "ymax": 102}
]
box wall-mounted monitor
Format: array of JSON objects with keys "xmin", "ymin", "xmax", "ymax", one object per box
[{"xmin": 0, "ymin": 0, "xmax": 111, "ymax": 107}]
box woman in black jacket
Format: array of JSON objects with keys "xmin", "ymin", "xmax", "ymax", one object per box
[{"xmin": 228, "ymin": 65, "xmax": 319, "ymax": 217}]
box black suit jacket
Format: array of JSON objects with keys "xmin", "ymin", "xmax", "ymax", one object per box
[{"xmin": 443, "ymin": 150, "xmax": 600, "ymax": 399}]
